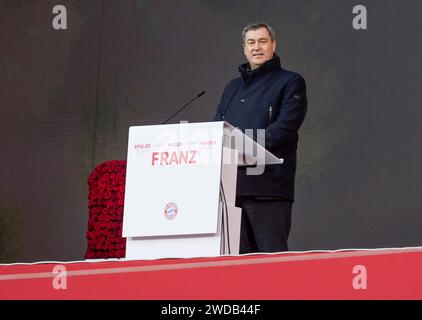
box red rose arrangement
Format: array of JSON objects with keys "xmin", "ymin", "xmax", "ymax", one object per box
[{"xmin": 85, "ymin": 160, "xmax": 127, "ymax": 259}]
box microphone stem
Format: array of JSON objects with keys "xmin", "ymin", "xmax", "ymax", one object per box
[{"xmin": 162, "ymin": 91, "xmax": 205, "ymax": 124}]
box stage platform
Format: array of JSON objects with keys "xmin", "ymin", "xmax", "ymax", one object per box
[{"xmin": 1, "ymin": 248, "xmax": 422, "ymax": 299}]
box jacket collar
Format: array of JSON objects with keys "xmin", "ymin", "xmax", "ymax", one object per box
[{"xmin": 239, "ymin": 53, "xmax": 282, "ymax": 83}]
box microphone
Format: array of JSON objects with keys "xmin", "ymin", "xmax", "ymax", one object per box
[{"xmin": 162, "ymin": 91, "xmax": 206, "ymax": 124}]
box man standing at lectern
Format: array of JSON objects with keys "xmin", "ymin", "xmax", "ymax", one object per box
[{"xmin": 213, "ymin": 22, "xmax": 307, "ymax": 253}]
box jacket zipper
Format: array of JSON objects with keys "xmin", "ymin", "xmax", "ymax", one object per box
[{"xmin": 269, "ymin": 105, "xmax": 273, "ymax": 123}]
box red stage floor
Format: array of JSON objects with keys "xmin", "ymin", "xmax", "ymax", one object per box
[{"xmin": 1, "ymin": 248, "xmax": 422, "ymax": 299}]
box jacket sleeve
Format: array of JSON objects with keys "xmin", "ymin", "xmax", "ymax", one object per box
[
  {"xmin": 265, "ymin": 74, "xmax": 308, "ymax": 151},
  {"xmin": 212, "ymin": 80, "xmax": 237, "ymax": 121},
  {"xmin": 212, "ymin": 84, "xmax": 228, "ymax": 121},
  {"xmin": 212, "ymin": 107, "xmax": 223, "ymax": 121}
]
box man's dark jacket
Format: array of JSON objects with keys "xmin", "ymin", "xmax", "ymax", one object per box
[{"xmin": 213, "ymin": 54, "xmax": 307, "ymax": 202}]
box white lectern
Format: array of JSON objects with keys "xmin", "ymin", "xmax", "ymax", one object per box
[{"xmin": 122, "ymin": 121, "xmax": 282, "ymax": 260}]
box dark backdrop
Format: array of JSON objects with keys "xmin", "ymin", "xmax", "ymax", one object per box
[{"xmin": 1, "ymin": 0, "xmax": 421, "ymax": 262}]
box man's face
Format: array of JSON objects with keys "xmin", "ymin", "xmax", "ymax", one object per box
[{"xmin": 243, "ymin": 27, "xmax": 276, "ymax": 70}]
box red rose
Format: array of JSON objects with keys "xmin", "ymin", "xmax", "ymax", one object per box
[
  {"xmin": 105, "ymin": 200, "xmax": 114, "ymax": 208},
  {"xmin": 106, "ymin": 221, "xmax": 113, "ymax": 229},
  {"xmin": 86, "ymin": 160, "xmax": 128, "ymax": 259},
  {"xmin": 97, "ymin": 178, "xmax": 107, "ymax": 187},
  {"xmin": 85, "ymin": 252, "xmax": 95, "ymax": 259},
  {"xmin": 104, "ymin": 191, "xmax": 112, "ymax": 200}
]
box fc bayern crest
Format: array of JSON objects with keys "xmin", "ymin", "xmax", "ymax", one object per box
[{"xmin": 164, "ymin": 202, "xmax": 178, "ymax": 220}]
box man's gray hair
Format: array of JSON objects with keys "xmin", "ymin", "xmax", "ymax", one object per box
[{"xmin": 242, "ymin": 22, "xmax": 276, "ymax": 43}]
